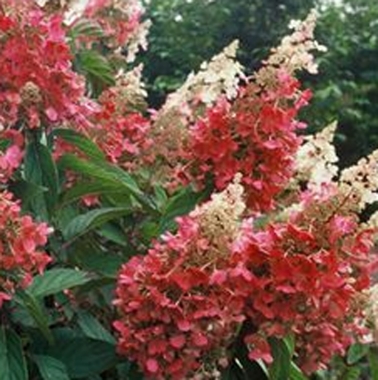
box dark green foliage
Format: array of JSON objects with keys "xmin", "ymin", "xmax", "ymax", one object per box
[
  {"xmin": 303, "ymin": 0, "xmax": 378, "ymax": 167},
  {"xmin": 140, "ymin": 0, "xmax": 315, "ymax": 105},
  {"xmin": 0, "ymin": 328, "xmax": 28, "ymax": 380}
]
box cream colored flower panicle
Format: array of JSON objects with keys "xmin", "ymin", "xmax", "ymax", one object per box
[
  {"xmin": 62, "ymin": 0, "xmax": 89, "ymax": 23},
  {"xmin": 109, "ymin": 65, "xmax": 147, "ymax": 110},
  {"xmin": 255, "ymin": 9, "xmax": 327, "ymax": 88},
  {"xmin": 115, "ymin": 65, "xmax": 147, "ymax": 97},
  {"xmin": 150, "ymin": 41, "xmax": 243, "ymax": 167},
  {"xmin": 195, "ymin": 174, "xmax": 245, "ymax": 248},
  {"xmin": 295, "ymin": 122, "xmax": 339, "ymax": 188},
  {"xmin": 156, "ymin": 40, "xmax": 243, "ymax": 125},
  {"xmin": 171, "ymin": 40, "xmax": 242, "ymax": 105},
  {"xmin": 340, "ymin": 149, "xmax": 378, "ymax": 210}
]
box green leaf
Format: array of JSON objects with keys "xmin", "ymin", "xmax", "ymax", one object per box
[
  {"xmin": 158, "ymin": 186, "xmax": 204, "ymax": 233},
  {"xmin": 369, "ymin": 346, "xmax": 378, "ymax": 380},
  {"xmin": 62, "ymin": 207, "xmax": 132, "ymax": 241},
  {"xmin": 0, "ymin": 137, "xmax": 13, "ymax": 151},
  {"xmin": 59, "ymin": 154, "xmax": 157, "ymax": 212},
  {"xmin": 117, "ymin": 362, "xmax": 136, "ymax": 380},
  {"xmin": 0, "ymin": 328, "xmax": 28, "ymax": 380},
  {"xmin": 24, "ymin": 140, "xmax": 59, "ymax": 217},
  {"xmin": 269, "ymin": 338, "xmax": 291, "ymax": 380},
  {"xmin": 228, "ymin": 339, "xmax": 268, "ymax": 380},
  {"xmin": 289, "ymin": 362, "xmax": 307, "ymax": 380},
  {"xmin": 283, "ymin": 335, "xmax": 295, "ymax": 357},
  {"xmin": 347, "ymin": 343, "xmax": 369, "ymax": 364},
  {"xmin": 33, "ymin": 355, "xmax": 70, "ymax": 380},
  {"xmin": 77, "ymin": 50, "xmax": 115, "ymax": 85},
  {"xmin": 46, "ymin": 338, "xmax": 117, "ymax": 378},
  {"xmin": 77, "ymin": 311, "xmax": 115, "ymax": 344},
  {"xmin": 52, "ymin": 129, "xmax": 105, "ymax": 161},
  {"xmin": 153, "ymin": 185, "xmax": 168, "ymax": 211},
  {"xmin": 27, "ymin": 268, "xmax": 90, "ymax": 298},
  {"xmin": 14, "ymin": 291, "xmax": 53, "ymax": 344},
  {"xmin": 344, "ymin": 367, "xmax": 361, "ymax": 380},
  {"xmin": 222, "ymin": 357, "xmax": 268, "ymax": 380},
  {"xmin": 69, "ymin": 245, "xmax": 124, "ymax": 278},
  {"xmin": 61, "ymin": 180, "xmax": 124, "ymax": 205},
  {"xmin": 70, "ymin": 18, "xmax": 104, "ymax": 38},
  {"xmin": 98, "ymin": 223, "xmax": 129, "ymax": 247},
  {"xmin": 8, "ymin": 180, "xmax": 46, "ymax": 210},
  {"xmin": 221, "ymin": 359, "xmax": 247, "ymax": 380}
]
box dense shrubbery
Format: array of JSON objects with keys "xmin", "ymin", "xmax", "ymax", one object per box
[{"xmin": 0, "ymin": 1, "xmax": 377, "ymax": 379}]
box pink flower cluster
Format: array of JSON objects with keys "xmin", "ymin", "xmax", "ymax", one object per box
[
  {"xmin": 91, "ymin": 87, "xmax": 152, "ymax": 169},
  {"xmin": 114, "ymin": 186, "xmax": 374, "ymax": 378},
  {"xmin": 231, "ymin": 206, "xmax": 372, "ymax": 373},
  {"xmin": 187, "ymin": 73, "xmax": 311, "ymax": 212},
  {"xmin": 0, "ymin": 129, "xmax": 23, "ymax": 183},
  {"xmin": 0, "ymin": 6, "xmax": 93, "ymax": 130},
  {"xmin": 0, "ymin": 2, "xmax": 150, "ymax": 186},
  {"xmin": 0, "ymin": 191, "xmax": 52, "ymax": 307},
  {"xmin": 114, "ymin": 215, "xmax": 244, "ymax": 379}
]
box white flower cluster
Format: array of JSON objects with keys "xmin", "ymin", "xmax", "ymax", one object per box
[
  {"xmin": 274, "ymin": 9, "xmax": 327, "ymax": 74},
  {"xmin": 340, "ymin": 149, "xmax": 378, "ymax": 210},
  {"xmin": 62, "ymin": 0, "xmax": 89, "ymax": 24},
  {"xmin": 63, "ymin": 0, "xmax": 144, "ymax": 21},
  {"xmin": 115, "ymin": 64, "xmax": 147, "ymax": 101},
  {"xmin": 295, "ymin": 122, "xmax": 339, "ymax": 189},
  {"xmin": 195, "ymin": 174, "xmax": 245, "ymax": 250},
  {"xmin": 156, "ymin": 40, "xmax": 243, "ymax": 125},
  {"xmin": 255, "ymin": 9, "xmax": 327, "ymax": 89},
  {"xmin": 101, "ymin": 64, "xmax": 148, "ymax": 112}
]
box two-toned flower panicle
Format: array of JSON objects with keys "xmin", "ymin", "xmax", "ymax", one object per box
[
  {"xmin": 144, "ymin": 11, "xmax": 324, "ymax": 212},
  {"xmin": 230, "ymin": 183, "xmax": 375, "ymax": 373},
  {"xmin": 114, "ymin": 178, "xmax": 247, "ymax": 379}
]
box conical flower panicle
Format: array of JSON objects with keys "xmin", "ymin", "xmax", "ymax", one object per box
[
  {"xmin": 114, "ymin": 180, "xmax": 247, "ymax": 379},
  {"xmin": 229, "ymin": 183, "xmax": 374, "ymax": 373}
]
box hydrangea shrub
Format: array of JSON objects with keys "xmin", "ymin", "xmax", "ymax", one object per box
[{"xmin": 0, "ymin": 1, "xmax": 377, "ymax": 379}]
